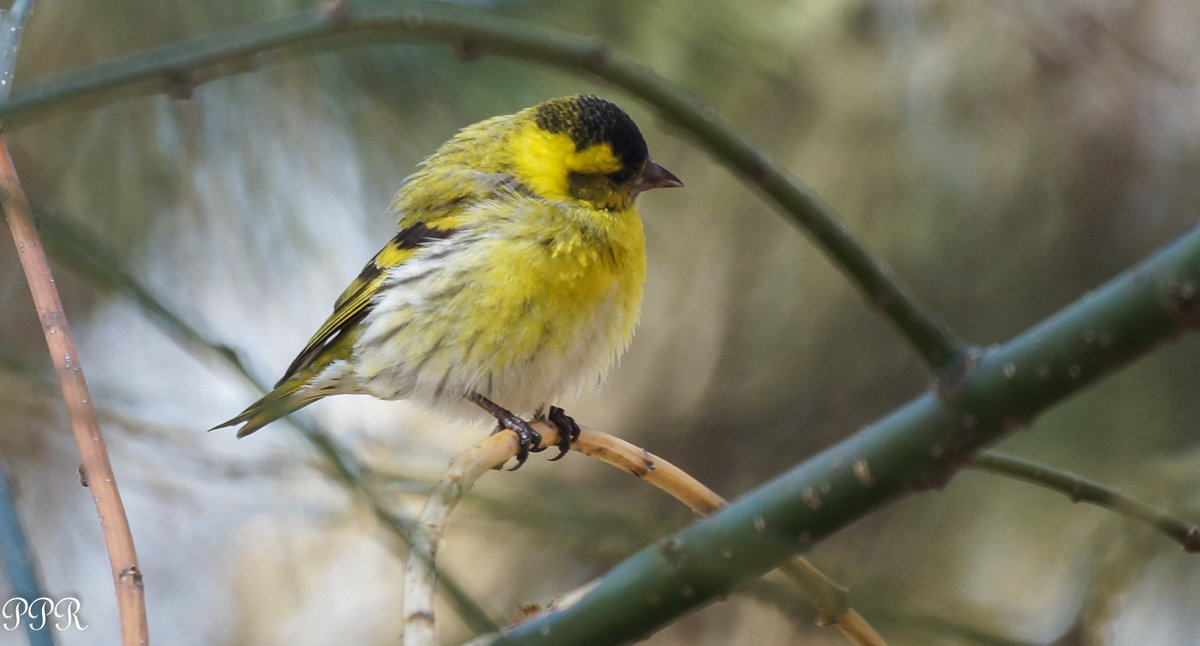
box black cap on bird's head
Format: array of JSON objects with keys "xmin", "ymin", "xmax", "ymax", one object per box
[
  {"xmin": 535, "ymin": 95, "xmax": 650, "ymax": 170},
  {"xmin": 535, "ymin": 95, "xmax": 682, "ymax": 197}
]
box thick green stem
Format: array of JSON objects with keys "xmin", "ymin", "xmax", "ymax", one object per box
[{"xmin": 476, "ymin": 226, "xmax": 1200, "ymax": 645}]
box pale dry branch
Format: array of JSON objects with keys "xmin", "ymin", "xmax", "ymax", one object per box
[
  {"xmin": 404, "ymin": 431, "xmax": 521, "ymax": 645},
  {"xmin": 404, "ymin": 423, "xmax": 884, "ymax": 646}
]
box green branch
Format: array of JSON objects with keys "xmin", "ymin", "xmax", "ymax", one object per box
[
  {"xmin": 969, "ymin": 452, "xmax": 1200, "ymax": 552},
  {"xmin": 0, "ymin": 1, "xmax": 965, "ymax": 372},
  {"xmin": 0, "ymin": 0, "xmax": 33, "ymax": 103},
  {"xmin": 474, "ymin": 226, "xmax": 1200, "ymax": 645}
]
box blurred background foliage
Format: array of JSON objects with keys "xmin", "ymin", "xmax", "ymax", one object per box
[{"xmin": 1, "ymin": 0, "xmax": 1199, "ymax": 644}]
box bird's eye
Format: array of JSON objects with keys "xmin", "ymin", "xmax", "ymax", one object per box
[{"xmin": 607, "ymin": 167, "xmax": 636, "ymax": 185}]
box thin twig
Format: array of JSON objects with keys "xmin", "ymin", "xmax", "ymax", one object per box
[
  {"xmin": 969, "ymin": 452, "xmax": 1200, "ymax": 552},
  {"xmin": 0, "ymin": 2, "xmax": 149, "ymax": 644},
  {"xmin": 1, "ymin": 139, "xmax": 149, "ymax": 646},
  {"xmin": 0, "ymin": 2, "xmax": 966, "ymax": 372},
  {"xmin": 405, "ymin": 431, "xmax": 522, "ymax": 646},
  {"xmin": 406, "ymin": 424, "xmax": 885, "ymax": 646}
]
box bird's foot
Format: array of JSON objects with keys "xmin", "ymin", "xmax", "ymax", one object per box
[
  {"xmin": 488, "ymin": 415, "xmax": 542, "ymax": 471},
  {"xmin": 472, "ymin": 392, "xmax": 542, "ymax": 470},
  {"xmin": 470, "ymin": 394, "xmax": 581, "ymax": 469},
  {"xmin": 540, "ymin": 405, "xmax": 580, "ymax": 461}
]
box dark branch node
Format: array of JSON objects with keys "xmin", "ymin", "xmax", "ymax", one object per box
[
  {"xmin": 586, "ymin": 41, "xmax": 610, "ymax": 68},
  {"xmin": 166, "ymin": 68, "xmax": 197, "ymax": 100},
  {"xmin": 1166, "ymin": 281, "xmax": 1200, "ymax": 326},
  {"xmin": 451, "ymin": 37, "xmax": 480, "ymax": 62}
]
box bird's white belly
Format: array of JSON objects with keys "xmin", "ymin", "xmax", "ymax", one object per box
[{"xmin": 349, "ymin": 236, "xmax": 637, "ymax": 420}]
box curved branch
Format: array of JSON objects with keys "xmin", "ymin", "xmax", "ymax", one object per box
[
  {"xmin": 969, "ymin": 452, "xmax": 1200, "ymax": 552},
  {"xmin": 404, "ymin": 431, "xmax": 518, "ymax": 646},
  {"xmin": 0, "ymin": 2, "xmax": 965, "ymax": 372},
  {"xmin": 407, "ymin": 425, "xmax": 885, "ymax": 646}
]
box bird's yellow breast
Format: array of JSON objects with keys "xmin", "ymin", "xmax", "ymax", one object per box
[
  {"xmin": 465, "ymin": 198, "xmax": 646, "ymax": 375},
  {"xmin": 353, "ymin": 195, "xmax": 646, "ymax": 413}
]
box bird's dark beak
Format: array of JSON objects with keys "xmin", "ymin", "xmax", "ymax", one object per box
[{"xmin": 632, "ymin": 158, "xmax": 683, "ymax": 196}]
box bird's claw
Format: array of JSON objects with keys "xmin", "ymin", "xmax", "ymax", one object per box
[
  {"xmin": 546, "ymin": 406, "xmax": 580, "ymax": 461},
  {"xmin": 490, "ymin": 418, "xmax": 542, "ymax": 471},
  {"xmin": 473, "ymin": 393, "xmax": 578, "ymax": 469}
]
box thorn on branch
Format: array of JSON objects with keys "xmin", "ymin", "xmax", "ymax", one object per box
[
  {"xmin": 1183, "ymin": 526, "xmax": 1200, "ymax": 553},
  {"xmin": 657, "ymin": 538, "xmax": 687, "ymax": 570},
  {"xmin": 585, "ymin": 42, "xmax": 610, "ymax": 68},
  {"xmin": 747, "ymin": 152, "xmax": 775, "ymax": 188},
  {"xmin": 852, "ymin": 459, "xmax": 873, "ymax": 487},
  {"xmin": 119, "ymin": 565, "xmax": 144, "ymax": 588},
  {"xmin": 514, "ymin": 603, "xmax": 542, "ymax": 623},
  {"xmin": 1166, "ymin": 281, "xmax": 1200, "ymax": 326},
  {"xmin": 640, "ymin": 450, "xmax": 656, "ymax": 476}
]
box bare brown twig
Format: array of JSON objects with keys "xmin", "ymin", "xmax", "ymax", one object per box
[
  {"xmin": 1, "ymin": 126, "xmax": 149, "ymax": 646},
  {"xmin": 403, "ymin": 424, "xmax": 884, "ymax": 646}
]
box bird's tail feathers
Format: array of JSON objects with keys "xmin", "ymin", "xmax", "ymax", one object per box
[{"xmin": 210, "ymin": 378, "xmax": 323, "ymax": 438}]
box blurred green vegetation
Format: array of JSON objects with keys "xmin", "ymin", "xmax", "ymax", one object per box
[{"xmin": 2, "ymin": 1, "xmax": 1199, "ymax": 644}]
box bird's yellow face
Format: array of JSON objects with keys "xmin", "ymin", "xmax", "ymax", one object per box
[{"xmin": 509, "ymin": 95, "xmax": 681, "ymax": 212}]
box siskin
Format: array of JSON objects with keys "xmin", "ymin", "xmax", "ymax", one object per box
[{"xmin": 213, "ymin": 95, "xmax": 681, "ymax": 466}]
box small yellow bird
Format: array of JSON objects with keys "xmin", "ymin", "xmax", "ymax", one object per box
[{"xmin": 213, "ymin": 95, "xmax": 681, "ymax": 466}]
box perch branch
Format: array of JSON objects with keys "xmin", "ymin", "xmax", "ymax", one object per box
[
  {"xmin": 404, "ymin": 431, "xmax": 522, "ymax": 646},
  {"xmin": 405, "ymin": 425, "xmax": 884, "ymax": 646}
]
